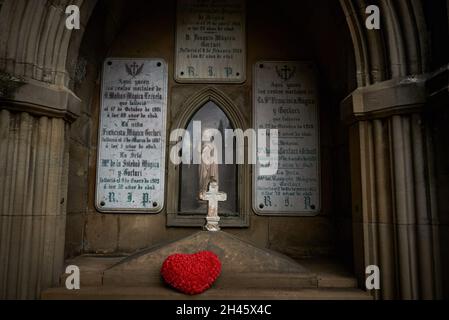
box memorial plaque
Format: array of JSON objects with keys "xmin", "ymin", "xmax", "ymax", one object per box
[
  {"xmin": 96, "ymin": 58, "xmax": 168, "ymax": 213},
  {"xmin": 175, "ymin": 0, "xmax": 246, "ymax": 83},
  {"xmin": 253, "ymin": 61, "xmax": 321, "ymax": 215}
]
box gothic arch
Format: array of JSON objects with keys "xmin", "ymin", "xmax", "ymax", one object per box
[
  {"xmin": 339, "ymin": 0, "xmax": 430, "ymax": 86},
  {"xmin": 0, "ymin": 1, "xmax": 432, "ymax": 93},
  {"xmin": 0, "ymin": 0, "xmax": 96, "ymax": 86},
  {"xmin": 0, "ymin": 0, "xmax": 446, "ymax": 300},
  {"xmin": 337, "ymin": 0, "xmax": 442, "ymax": 300},
  {"xmin": 173, "ymin": 86, "xmax": 248, "ymax": 133},
  {"xmin": 166, "ymin": 86, "xmax": 251, "ymax": 228}
]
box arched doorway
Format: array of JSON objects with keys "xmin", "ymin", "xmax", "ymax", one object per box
[
  {"xmin": 0, "ymin": 0, "xmax": 447, "ymax": 300},
  {"xmin": 179, "ymin": 101, "xmax": 238, "ymax": 216}
]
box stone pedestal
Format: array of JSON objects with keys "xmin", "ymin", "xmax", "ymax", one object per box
[{"xmin": 205, "ymin": 216, "xmax": 221, "ymax": 232}]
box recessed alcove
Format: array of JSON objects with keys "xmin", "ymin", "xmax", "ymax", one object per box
[{"xmin": 65, "ymin": 0, "xmax": 356, "ymax": 269}]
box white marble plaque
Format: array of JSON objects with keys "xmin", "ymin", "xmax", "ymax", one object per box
[
  {"xmin": 96, "ymin": 58, "xmax": 168, "ymax": 213},
  {"xmin": 253, "ymin": 61, "xmax": 321, "ymax": 216},
  {"xmin": 175, "ymin": 0, "xmax": 246, "ymax": 83}
]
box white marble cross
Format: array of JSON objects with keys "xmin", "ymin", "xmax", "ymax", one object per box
[{"xmin": 199, "ymin": 180, "xmax": 227, "ymax": 232}]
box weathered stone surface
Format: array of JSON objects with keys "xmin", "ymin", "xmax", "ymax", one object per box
[
  {"xmin": 84, "ymin": 214, "xmax": 119, "ymax": 254},
  {"xmin": 60, "ymin": 256, "xmax": 123, "ymax": 287},
  {"xmin": 70, "ymin": 114, "xmax": 91, "ymax": 147},
  {"xmin": 0, "ymin": 111, "xmax": 68, "ymax": 299},
  {"xmin": 10, "ymin": 81, "xmax": 81, "ymax": 121},
  {"xmin": 340, "ymin": 76, "xmax": 427, "ymax": 123},
  {"xmin": 67, "ymin": 141, "xmax": 89, "ymax": 214},
  {"xmin": 44, "ymin": 255, "xmax": 370, "ymax": 300},
  {"xmin": 64, "ymin": 213, "xmax": 85, "ymax": 259},
  {"xmin": 42, "ymin": 286, "xmax": 373, "ymax": 300},
  {"xmin": 268, "ymin": 217, "xmax": 335, "ymax": 258},
  {"xmin": 227, "ymin": 215, "xmax": 269, "ymax": 248},
  {"xmin": 118, "ymin": 214, "xmax": 166, "ymax": 252}
]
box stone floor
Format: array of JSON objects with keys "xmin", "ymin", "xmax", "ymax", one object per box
[
  {"xmin": 42, "ymin": 232, "xmax": 372, "ymax": 300},
  {"xmin": 42, "ymin": 257, "xmax": 371, "ymax": 300},
  {"xmin": 43, "ymin": 286, "xmax": 372, "ymax": 300}
]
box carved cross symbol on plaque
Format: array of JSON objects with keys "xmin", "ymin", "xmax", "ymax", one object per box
[
  {"xmin": 199, "ymin": 180, "xmax": 227, "ymax": 232},
  {"xmin": 126, "ymin": 62, "xmax": 144, "ymax": 78},
  {"xmin": 276, "ymin": 65, "xmax": 296, "ymax": 81}
]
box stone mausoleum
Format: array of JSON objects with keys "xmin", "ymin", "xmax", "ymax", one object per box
[{"xmin": 0, "ymin": 0, "xmax": 448, "ymax": 300}]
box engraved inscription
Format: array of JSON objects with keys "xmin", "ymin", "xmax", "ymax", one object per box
[
  {"xmin": 176, "ymin": 0, "xmax": 246, "ymax": 83},
  {"xmin": 254, "ymin": 61, "xmax": 321, "ymax": 215},
  {"xmin": 96, "ymin": 59, "xmax": 168, "ymax": 213}
]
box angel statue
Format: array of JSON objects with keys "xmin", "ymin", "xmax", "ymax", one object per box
[{"xmin": 198, "ymin": 129, "xmax": 219, "ymax": 201}]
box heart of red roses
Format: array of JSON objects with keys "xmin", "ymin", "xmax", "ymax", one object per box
[{"xmin": 161, "ymin": 251, "xmax": 222, "ymax": 295}]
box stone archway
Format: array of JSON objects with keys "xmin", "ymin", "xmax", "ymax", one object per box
[
  {"xmin": 0, "ymin": 0, "xmax": 447, "ymax": 300},
  {"xmin": 338, "ymin": 0, "xmax": 443, "ymax": 299}
]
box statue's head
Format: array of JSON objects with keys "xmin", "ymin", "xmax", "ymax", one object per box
[
  {"xmin": 208, "ymin": 178, "xmax": 218, "ymax": 191},
  {"xmin": 202, "ymin": 128, "xmax": 214, "ymax": 142}
]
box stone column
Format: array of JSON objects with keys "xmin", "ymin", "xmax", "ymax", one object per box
[
  {"xmin": 0, "ymin": 81, "xmax": 80, "ymax": 299},
  {"xmin": 342, "ymin": 75, "xmax": 443, "ymax": 300}
]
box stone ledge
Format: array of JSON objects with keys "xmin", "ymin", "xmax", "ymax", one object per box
[
  {"xmin": 0, "ymin": 79, "xmax": 81, "ymax": 122},
  {"xmin": 341, "ymin": 76, "xmax": 427, "ymax": 123},
  {"xmin": 59, "ymin": 255, "xmax": 360, "ymax": 288},
  {"xmin": 342, "ymin": 66, "xmax": 449, "ymax": 123},
  {"xmin": 52, "ymin": 255, "xmax": 364, "ymax": 299},
  {"xmin": 42, "ymin": 287, "xmax": 372, "ymax": 300}
]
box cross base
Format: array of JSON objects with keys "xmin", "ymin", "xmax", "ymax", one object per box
[{"xmin": 204, "ymin": 216, "xmax": 221, "ymax": 232}]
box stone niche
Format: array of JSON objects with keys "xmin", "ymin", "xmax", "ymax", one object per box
[{"xmin": 65, "ymin": 0, "xmax": 357, "ymax": 265}]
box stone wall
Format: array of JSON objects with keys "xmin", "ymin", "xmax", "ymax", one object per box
[{"xmin": 65, "ymin": 0, "xmax": 356, "ymax": 262}]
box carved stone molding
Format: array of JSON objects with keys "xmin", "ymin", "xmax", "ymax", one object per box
[
  {"xmin": 342, "ymin": 66, "xmax": 449, "ymax": 124},
  {"xmin": 0, "ymin": 79, "xmax": 81, "ymax": 123},
  {"xmin": 341, "ymin": 76, "xmax": 427, "ymax": 124}
]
